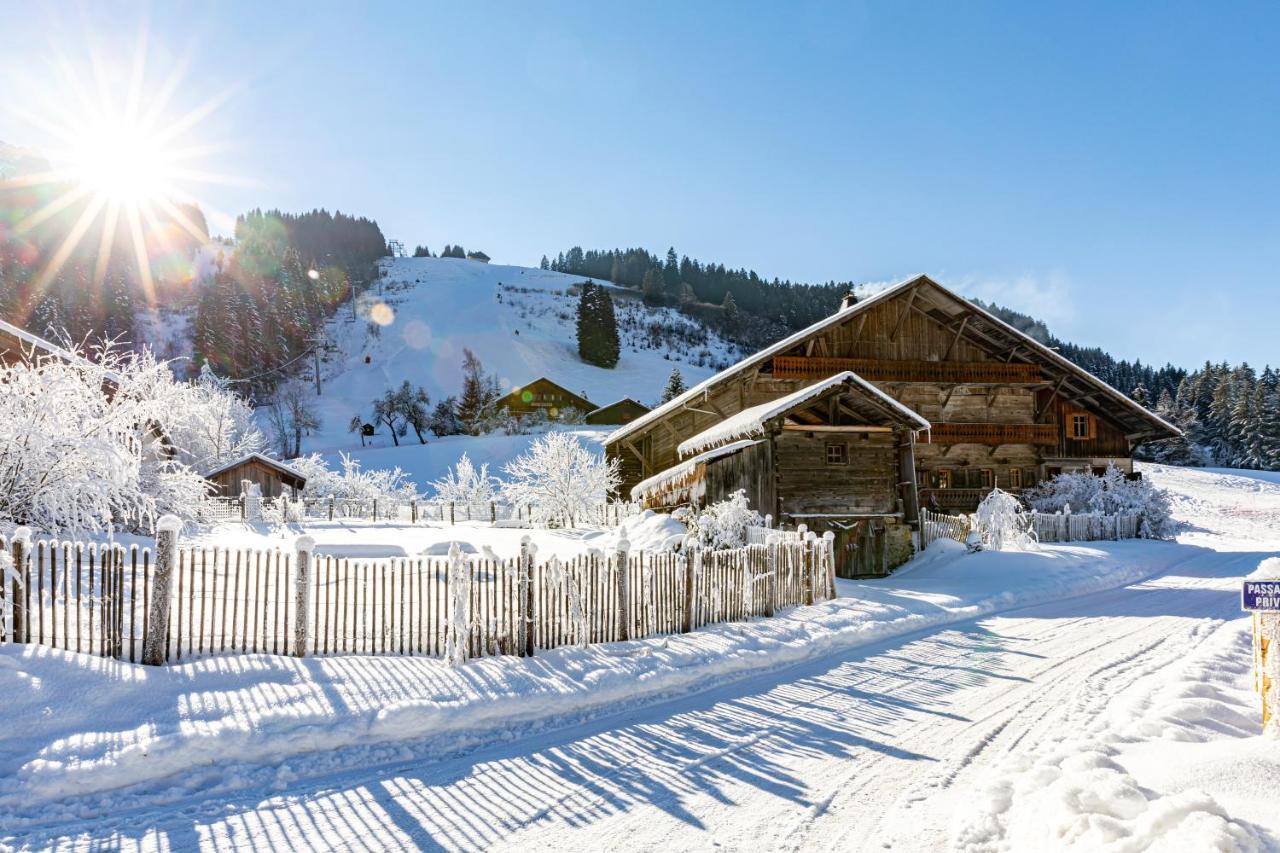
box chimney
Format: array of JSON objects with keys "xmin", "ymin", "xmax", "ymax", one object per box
[{"xmin": 840, "ymin": 291, "xmax": 857, "ymax": 311}]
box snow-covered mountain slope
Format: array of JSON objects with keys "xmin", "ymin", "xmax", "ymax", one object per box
[{"xmin": 302, "ymin": 257, "xmax": 741, "ymax": 453}]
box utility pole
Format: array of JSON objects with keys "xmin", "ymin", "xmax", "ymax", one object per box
[{"xmin": 306, "ymin": 332, "xmax": 328, "ymax": 396}]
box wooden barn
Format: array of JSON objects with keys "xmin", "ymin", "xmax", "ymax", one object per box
[
  {"xmin": 605, "ymin": 274, "xmax": 1178, "ymax": 573},
  {"xmin": 205, "ymin": 453, "xmax": 307, "ymax": 500},
  {"xmin": 498, "ymin": 377, "xmax": 597, "ymax": 419},
  {"xmin": 585, "ymin": 398, "xmax": 650, "ymax": 425}
]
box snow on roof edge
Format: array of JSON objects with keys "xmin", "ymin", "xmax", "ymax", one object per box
[
  {"xmin": 0, "ymin": 318, "xmax": 126, "ymax": 384},
  {"xmin": 630, "ymin": 439, "xmax": 763, "ymax": 501},
  {"xmin": 203, "ymin": 452, "xmax": 308, "ymax": 483},
  {"xmin": 676, "ymin": 372, "xmax": 929, "ymax": 457}
]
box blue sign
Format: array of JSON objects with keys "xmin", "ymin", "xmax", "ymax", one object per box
[{"xmin": 1242, "ymin": 581, "xmax": 1280, "ymax": 612}]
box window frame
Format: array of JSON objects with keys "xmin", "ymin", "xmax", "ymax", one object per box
[{"xmin": 824, "ymin": 442, "xmax": 848, "ymax": 466}]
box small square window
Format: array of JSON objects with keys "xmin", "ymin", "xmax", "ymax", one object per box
[
  {"xmin": 825, "ymin": 443, "xmax": 847, "ymax": 465},
  {"xmin": 1070, "ymin": 413, "xmax": 1092, "ymax": 439},
  {"xmin": 1009, "ymin": 468, "xmax": 1024, "ymax": 489}
]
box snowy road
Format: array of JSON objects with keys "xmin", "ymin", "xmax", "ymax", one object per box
[{"xmin": 10, "ymin": 465, "xmax": 1280, "ymax": 851}]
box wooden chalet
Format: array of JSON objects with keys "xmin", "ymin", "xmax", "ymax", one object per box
[
  {"xmin": 605, "ymin": 274, "xmax": 1178, "ymax": 574},
  {"xmin": 205, "ymin": 453, "xmax": 307, "ymax": 500},
  {"xmin": 466, "ymin": 251, "xmax": 490, "ymax": 263},
  {"xmin": 499, "ymin": 377, "xmax": 597, "ymax": 419},
  {"xmin": 585, "ymin": 397, "xmax": 650, "ymax": 425}
]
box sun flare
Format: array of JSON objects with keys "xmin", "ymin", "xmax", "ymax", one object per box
[{"xmin": 67, "ymin": 117, "xmax": 174, "ymax": 206}]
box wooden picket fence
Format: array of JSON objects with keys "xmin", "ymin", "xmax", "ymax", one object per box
[
  {"xmin": 0, "ymin": 528, "xmax": 836, "ymax": 665},
  {"xmin": 918, "ymin": 507, "xmax": 1141, "ymax": 549},
  {"xmin": 198, "ymin": 497, "xmax": 642, "ymax": 529},
  {"xmin": 919, "ymin": 508, "xmax": 972, "ymax": 549}
]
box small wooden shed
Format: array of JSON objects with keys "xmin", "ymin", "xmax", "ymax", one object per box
[
  {"xmin": 585, "ymin": 398, "xmax": 651, "ymax": 425},
  {"xmin": 205, "ymin": 453, "xmax": 307, "ymax": 500}
]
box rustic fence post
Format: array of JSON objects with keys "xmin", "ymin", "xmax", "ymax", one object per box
[
  {"xmin": 142, "ymin": 515, "xmax": 182, "ymax": 666},
  {"xmin": 293, "ymin": 535, "xmax": 315, "ymax": 657},
  {"xmin": 801, "ymin": 532, "xmax": 815, "ymax": 606},
  {"xmin": 615, "ymin": 533, "xmax": 631, "ymax": 642},
  {"xmin": 449, "ymin": 502, "xmax": 455, "ymax": 526},
  {"xmin": 490, "ymin": 501, "xmax": 497, "ymax": 524},
  {"xmin": 240, "ymin": 496, "xmax": 246, "ymax": 520},
  {"xmin": 372, "ymin": 499, "xmax": 378, "ymax": 522},
  {"xmin": 764, "ymin": 535, "xmax": 778, "ymax": 618},
  {"xmin": 411, "ymin": 499, "xmax": 417, "ymax": 524},
  {"xmin": 519, "ymin": 536, "xmax": 536, "ymax": 657},
  {"xmin": 682, "ymin": 546, "xmax": 697, "ymax": 633},
  {"xmin": 823, "ymin": 531, "xmax": 837, "ymax": 601},
  {"xmin": 8, "ymin": 527, "xmax": 30, "ymax": 643}
]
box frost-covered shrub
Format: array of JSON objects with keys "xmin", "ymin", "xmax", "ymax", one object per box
[
  {"xmin": 0, "ymin": 345, "xmax": 210, "ymax": 534},
  {"xmin": 687, "ymin": 489, "xmax": 763, "ymax": 550},
  {"xmin": 430, "ymin": 453, "xmax": 498, "ymax": 505},
  {"xmin": 974, "ymin": 488, "xmax": 1037, "ymax": 551},
  {"xmin": 290, "ymin": 452, "xmax": 418, "ymax": 504},
  {"xmin": 501, "ymin": 431, "xmax": 620, "ymax": 525},
  {"xmin": 1025, "ymin": 465, "xmax": 1174, "ymax": 538}
]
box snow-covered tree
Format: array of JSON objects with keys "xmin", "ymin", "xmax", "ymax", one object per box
[
  {"xmin": 501, "ymin": 432, "xmax": 620, "ymax": 525},
  {"xmin": 0, "ymin": 345, "xmax": 209, "ymax": 533},
  {"xmin": 973, "ymin": 488, "xmax": 1037, "ymax": 551},
  {"xmin": 430, "ymin": 453, "xmax": 498, "ymax": 505},
  {"xmin": 266, "ymin": 380, "xmax": 320, "ymax": 458},
  {"xmin": 660, "ymin": 367, "xmax": 687, "ymax": 403},
  {"xmin": 1025, "ymin": 465, "xmax": 1174, "ymax": 538},
  {"xmin": 686, "ymin": 489, "xmax": 763, "ymax": 550},
  {"xmin": 289, "ymin": 452, "xmax": 418, "ymax": 504},
  {"xmin": 155, "ymin": 363, "xmax": 265, "ymax": 473}
]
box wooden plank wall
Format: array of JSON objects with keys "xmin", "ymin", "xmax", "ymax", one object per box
[{"xmin": 774, "ymin": 431, "xmax": 898, "ymax": 516}]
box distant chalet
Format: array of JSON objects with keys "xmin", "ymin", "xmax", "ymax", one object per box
[
  {"xmin": 605, "ymin": 274, "xmax": 1178, "ymax": 576},
  {"xmin": 499, "ymin": 377, "xmax": 596, "ymax": 419},
  {"xmin": 585, "ymin": 398, "xmax": 651, "ymax": 426},
  {"xmin": 466, "ymin": 251, "xmax": 490, "ymax": 263}
]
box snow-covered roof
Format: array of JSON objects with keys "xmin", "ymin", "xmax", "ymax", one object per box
[
  {"xmin": 631, "ymin": 440, "xmax": 762, "ymax": 501},
  {"xmin": 203, "ymin": 452, "xmax": 308, "ymax": 484},
  {"xmin": 0, "ymin": 318, "xmax": 125, "ymax": 385},
  {"xmin": 677, "ymin": 372, "xmax": 930, "ymax": 457},
  {"xmin": 587, "ymin": 397, "xmax": 649, "ymax": 413},
  {"xmin": 606, "ymin": 273, "xmax": 1180, "ymax": 445}
]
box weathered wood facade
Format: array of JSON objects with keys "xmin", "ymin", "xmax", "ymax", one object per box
[
  {"xmin": 498, "ymin": 377, "xmax": 597, "ymax": 419},
  {"xmin": 608, "ymin": 274, "xmax": 1178, "ymax": 527},
  {"xmin": 205, "ymin": 454, "xmax": 307, "ymax": 500},
  {"xmin": 585, "ymin": 398, "xmax": 650, "ymax": 425}
]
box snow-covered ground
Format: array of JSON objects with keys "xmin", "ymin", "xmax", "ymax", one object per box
[
  {"xmin": 300, "ymin": 257, "xmax": 739, "ymax": 455},
  {"xmin": 2, "ymin": 463, "xmax": 1278, "ymax": 851}
]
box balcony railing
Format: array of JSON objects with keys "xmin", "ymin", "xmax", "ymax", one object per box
[
  {"xmin": 919, "ymin": 488, "xmax": 1022, "ymax": 510},
  {"xmin": 772, "ymin": 356, "xmax": 1043, "ymax": 384},
  {"xmin": 927, "ymin": 422, "xmax": 1058, "ymax": 446}
]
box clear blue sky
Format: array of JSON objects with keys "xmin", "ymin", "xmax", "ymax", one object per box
[{"xmin": 2, "ymin": 1, "xmax": 1276, "ymax": 369}]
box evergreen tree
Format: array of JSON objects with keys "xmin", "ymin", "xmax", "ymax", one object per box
[
  {"xmin": 540, "ymin": 255, "xmax": 550, "ymax": 270},
  {"xmin": 456, "ymin": 348, "xmax": 499, "ymax": 434},
  {"xmin": 575, "ymin": 281, "xmax": 620, "ymax": 368},
  {"xmin": 661, "ymin": 367, "xmax": 687, "ymax": 403}
]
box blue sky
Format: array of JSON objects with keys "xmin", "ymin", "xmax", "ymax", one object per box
[{"xmin": 2, "ymin": 2, "xmax": 1276, "ymax": 369}]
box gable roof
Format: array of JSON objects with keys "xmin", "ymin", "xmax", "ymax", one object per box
[
  {"xmin": 587, "ymin": 397, "xmax": 650, "ymax": 415},
  {"xmin": 678, "ymin": 371, "xmax": 930, "ymax": 457},
  {"xmin": 607, "ymin": 274, "xmax": 1179, "ymax": 446},
  {"xmin": 203, "ymin": 452, "xmax": 308, "ymax": 485},
  {"xmin": 501, "ymin": 377, "xmax": 597, "ymax": 410}
]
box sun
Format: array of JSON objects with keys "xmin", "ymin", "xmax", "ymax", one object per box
[
  {"xmin": 2, "ymin": 33, "xmax": 245, "ymax": 300},
  {"xmin": 67, "ymin": 116, "xmax": 173, "ymax": 206}
]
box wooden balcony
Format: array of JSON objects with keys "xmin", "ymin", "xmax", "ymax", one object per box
[
  {"xmin": 920, "ymin": 488, "xmax": 1022, "ymax": 511},
  {"xmin": 772, "ymin": 356, "xmax": 1042, "ymax": 384},
  {"xmin": 927, "ymin": 422, "xmax": 1059, "ymax": 446}
]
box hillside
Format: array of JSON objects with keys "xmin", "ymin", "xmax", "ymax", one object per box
[{"xmin": 301, "ymin": 256, "xmax": 741, "ymax": 456}]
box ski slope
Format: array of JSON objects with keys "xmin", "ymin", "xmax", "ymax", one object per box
[
  {"xmin": 302, "ymin": 257, "xmax": 739, "ymax": 454},
  {"xmin": 4, "ymin": 465, "xmax": 1279, "ymax": 850}
]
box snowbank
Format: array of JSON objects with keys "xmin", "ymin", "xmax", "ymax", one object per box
[{"xmin": 0, "ymin": 537, "xmax": 1190, "ymax": 827}]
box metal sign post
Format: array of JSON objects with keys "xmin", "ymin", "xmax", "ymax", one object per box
[{"xmin": 1244, "ymin": 580, "xmax": 1280, "ymax": 734}]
